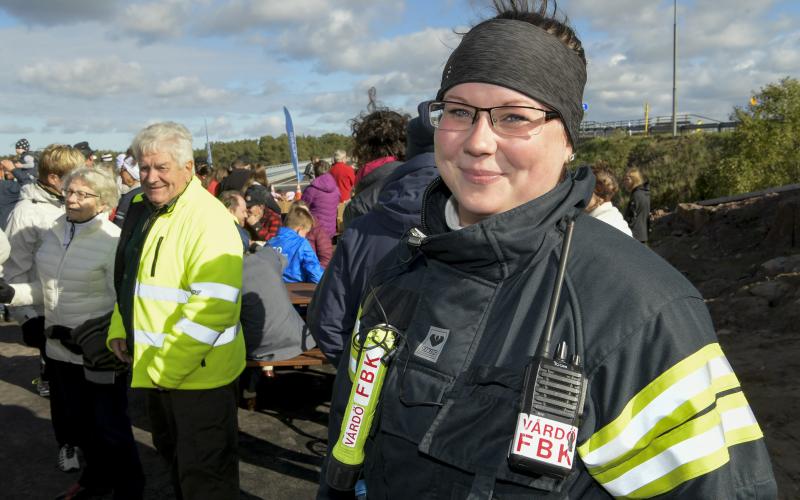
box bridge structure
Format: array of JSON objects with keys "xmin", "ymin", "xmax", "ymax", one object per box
[{"xmin": 579, "ymin": 114, "xmax": 738, "ymax": 139}]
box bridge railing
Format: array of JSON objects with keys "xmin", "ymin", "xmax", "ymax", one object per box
[{"xmin": 579, "ymin": 114, "xmax": 737, "ymax": 138}]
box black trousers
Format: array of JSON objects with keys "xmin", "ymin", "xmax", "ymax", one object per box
[
  {"xmin": 146, "ymin": 380, "xmax": 239, "ymax": 500},
  {"xmin": 49, "ymin": 360, "xmax": 145, "ymax": 498},
  {"xmin": 48, "ymin": 358, "xmax": 88, "ymax": 447}
]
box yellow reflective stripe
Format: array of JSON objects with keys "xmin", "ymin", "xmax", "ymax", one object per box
[
  {"xmin": 136, "ymin": 282, "xmax": 190, "ymax": 304},
  {"xmin": 718, "ymin": 392, "xmax": 763, "ymax": 446},
  {"xmin": 597, "ymin": 409, "xmax": 725, "ymax": 497},
  {"xmin": 585, "ymin": 370, "xmax": 739, "ymax": 475},
  {"xmin": 189, "ymin": 282, "xmax": 240, "ymax": 303},
  {"xmin": 580, "ymin": 344, "xmax": 738, "ymax": 469},
  {"xmin": 134, "ymin": 329, "xmax": 166, "ymax": 347},
  {"xmin": 175, "ymin": 318, "xmax": 238, "ymax": 346},
  {"xmin": 593, "ymin": 392, "xmax": 762, "ymax": 498}
]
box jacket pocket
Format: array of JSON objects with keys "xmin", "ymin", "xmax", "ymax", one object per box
[
  {"xmin": 378, "ymin": 355, "xmax": 453, "ymax": 445},
  {"xmin": 419, "ymin": 365, "xmax": 561, "ymax": 494},
  {"xmin": 150, "ymin": 236, "xmax": 164, "ymax": 277}
]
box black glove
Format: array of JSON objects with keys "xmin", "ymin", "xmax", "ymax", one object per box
[
  {"xmin": 21, "ymin": 316, "xmax": 45, "ymax": 349},
  {"xmin": 0, "ymin": 277, "xmax": 15, "ymax": 303},
  {"xmin": 71, "ymin": 312, "xmax": 127, "ymax": 371},
  {"xmin": 45, "ymin": 325, "xmax": 83, "ymax": 355}
]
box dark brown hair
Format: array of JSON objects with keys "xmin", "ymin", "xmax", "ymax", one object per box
[{"xmin": 350, "ymin": 109, "xmax": 409, "ymax": 166}]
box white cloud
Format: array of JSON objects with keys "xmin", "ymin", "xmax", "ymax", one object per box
[
  {"xmin": 18, "ymin": 57, "xmax": 143, "ymax": 98},
  {"xmin": 0, "ymin": 0, "xmax": 118, "ymax": 25},
  {"xmin": 154, "ymin": 76, "xmax": 233, "ymax": 105},
  {"xmin": 117, "ymin": 0, "xmax": 190, "ymax": 43},
  {"xmin": 0, "ymin": 123, "xmax": 35, "ymax": 134}
]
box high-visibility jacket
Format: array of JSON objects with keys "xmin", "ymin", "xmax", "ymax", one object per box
[{"xmin": 107, "ymin": 177, "xmax": 245, "ymax": 390}]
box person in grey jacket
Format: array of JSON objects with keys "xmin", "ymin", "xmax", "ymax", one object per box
[{"xmin": 241, "ymin": 246, "xmax": 315, "ymax": 361}]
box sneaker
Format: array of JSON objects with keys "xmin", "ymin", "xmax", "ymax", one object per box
[
  {"xmin": 37, "ymin": 379, "xmax": 50, "ymax": 397},
  {"xmin": 58, "ymin": 444, "xmax": 80, "ymax": 472},
  {"xmin": 32, "ymin": 377, "xmax": 50, "ymax": 397}
]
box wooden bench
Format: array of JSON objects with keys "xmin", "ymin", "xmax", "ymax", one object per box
[
  {"xmin": 245, "ymin": 347, "xmax": 327, "ymax": 376},
  {"xmin": 243, "ymin": 348, "xmax": 329, "ymax": 410}
]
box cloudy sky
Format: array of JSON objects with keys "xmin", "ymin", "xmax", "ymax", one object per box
[{"xmin": 0, "ymin": 0, "xmax": 797, "ymax": 152}]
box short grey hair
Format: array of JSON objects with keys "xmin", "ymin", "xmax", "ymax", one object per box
[
  {"xmin": 130, "ymin": 121, "xmax": 194, "ymax": 170},
  {"xmin": 333, "ymin": 150, "xmax": 347, "ymax": 163},
  {"xmin": 63, "ymin": 167, "xmax": 120, "ymax": 210}
]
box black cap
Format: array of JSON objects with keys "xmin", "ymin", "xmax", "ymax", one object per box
[
  {"xmin": 15, "ymin": 138, "xmax": 29, "ymax": 151},
  {"xmin": 244, "ymin": 185, "xmax": 269, "ymax": 208},
  {"xmin": 73, "ymin": 141, "xmax": 93, "ymax": 159}
]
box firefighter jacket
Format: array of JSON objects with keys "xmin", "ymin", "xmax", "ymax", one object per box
[
  {"xmin": 107, "ymin": 177, "xmax": 245, "ymax": 390},
  {"xmin": 323, "ymin": 167, "xmax": 776, "ymax": 499}
]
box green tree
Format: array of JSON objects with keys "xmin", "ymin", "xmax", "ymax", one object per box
[{"xmin": 700, "ymin": 77, "xmax": 800, "ymax": 196}]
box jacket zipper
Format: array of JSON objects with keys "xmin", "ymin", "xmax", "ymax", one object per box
[
  {"xmin": 150, "ymin": 236, "xmax": 164, "ymax": 277},
  {"xmin": 419, "ymin": 176, "xmax": 442, "ymax": 234}
]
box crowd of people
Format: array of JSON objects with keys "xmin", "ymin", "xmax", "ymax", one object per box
[{"xmin": 0, "ymin": 0, "xmax": 775, "ymax": 499}]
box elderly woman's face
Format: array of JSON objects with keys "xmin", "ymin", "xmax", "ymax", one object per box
[
  {"xmin": 434, "ymin": 83, "xmax": 573, "ymax": 226},
  {"xmin": 64, "ymin": 178, "xmax": 103, "ymax": 222}
]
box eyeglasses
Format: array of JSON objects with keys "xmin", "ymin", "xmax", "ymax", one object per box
[
  {"xmin": 429, "ymin": 100, "xmax": 560, "ymax": 137},
  {"xmin": 62, "ymin": 189, "xmax": 99, "ymax": 201}
]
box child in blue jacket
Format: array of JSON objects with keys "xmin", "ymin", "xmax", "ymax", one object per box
[{"xmin": 267, "ymin": 204, "xmax": 325, "ymax": 283}]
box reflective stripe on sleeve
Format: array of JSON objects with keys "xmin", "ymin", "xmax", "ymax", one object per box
[
  {"xmin": 579, "ymin": 344, "xmax": 739, "ymax": 470},
  {"xmin": 175, "ymin": 318, "xmax": 238, "ymax": 346},
  {"xmin": 189, "ymin": 282, "xmax": 240, "ymax": 303},
  {"xmin": 594, "ymin": 392, "xmax": 761, "ymax": 498}
]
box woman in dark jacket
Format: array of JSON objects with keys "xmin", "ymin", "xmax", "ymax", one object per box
[
  {"xmin": 320, "ymin": 1, "xmax": 775, "ymax": 499},
  {"xmin": 623, "ymin": 166, "xmax": 651, "ymax": 243},
  {"xmin": 342, "ymin": 109, "xmax": 409, "ymax": 227}
]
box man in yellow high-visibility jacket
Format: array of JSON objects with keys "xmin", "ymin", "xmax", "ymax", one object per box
[{"xmin": 108, "ymin": 122, "xmax": 244, "ymax": 499}]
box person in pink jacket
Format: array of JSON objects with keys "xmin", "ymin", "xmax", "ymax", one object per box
[{"xmin": 300, "ymin": 161, "xmax": 339, "ymax": 239}]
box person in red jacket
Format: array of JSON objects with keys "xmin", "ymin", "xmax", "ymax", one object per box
[{"xmin": 328, "ymin": 150, "xmax": 355, "ymax": 202}]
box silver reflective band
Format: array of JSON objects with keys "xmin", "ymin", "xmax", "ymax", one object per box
[
  {"xmin": 134, "ymin": 329, "xmax": 166, "ymax": 347},
  {"xmin": 189, "ymin": 282, "xmax": 240, "ymax": 303},
  {"xmin": 135, "ymin": 283, "xmax": 190, "ymax": 304},
  {"xmin": 134, "ymin": 324, "xmax": 238, "ymax": 348},
  {"xmin": 135, "ymin": 281, "xmax": 240, "ymax": 304},
  {"xmin": 176, "ymin": 318, "xmax": 238, "ymax": 346}
]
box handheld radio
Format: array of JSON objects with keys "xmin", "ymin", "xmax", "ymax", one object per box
[
  {"xmin": 508, "ymin": 219, "xmax": 588, "ymax": 479},
  {"xmin": 327, "ymin": 324, "xmax": 400, "ymax": 491}
]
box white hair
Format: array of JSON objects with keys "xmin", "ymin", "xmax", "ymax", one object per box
[{"xmin": 130, "ymin": 121, "xmax": 194, "ymax": 170}]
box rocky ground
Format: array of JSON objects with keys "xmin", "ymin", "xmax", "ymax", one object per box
[
  {"xmin": 1, "ymin": 187, "xmax": 797, "ymax": 499},
  {"xmin": 650, "ymin": 187, "xmax": 800, "ymax": 499}
]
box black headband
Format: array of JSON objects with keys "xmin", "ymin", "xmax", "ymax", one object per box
[{"xmin": 437, "ymin": 18, "xmax": 586, "ymax": 147}]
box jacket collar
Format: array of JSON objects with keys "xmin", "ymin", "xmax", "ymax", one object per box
[
  {"xmin": 141, "ymin": 176, "xmax": 201, "ymax": 216},
  {"xmin": 418, "ymin": 166, "xmax": 593, "ymax": 282}
]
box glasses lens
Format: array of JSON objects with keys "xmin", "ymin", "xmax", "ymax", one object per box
[
  {"xmin": 64, "ymin": 189, "xmax": 93, "ymax": 200},
  {"xmin": 491, "ymin": 106, "xmax": 548, "ymax": 136},
  {"xmin": 429, "ymin": 102, "xmax": 474, "ymax": 131}
]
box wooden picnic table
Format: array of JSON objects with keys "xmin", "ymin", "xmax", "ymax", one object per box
[
  {"xmin": 242, "ymin": 281, "xmax": 325, "ymax": 409},
  {"xmin": 286, "ymin": 282, "xmax": 316, "ymax": 306}
]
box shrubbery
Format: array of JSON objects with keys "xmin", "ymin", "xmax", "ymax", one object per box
[{"xmin": 574, "ymin": 77, "xmax": 800, "ymax": 210}]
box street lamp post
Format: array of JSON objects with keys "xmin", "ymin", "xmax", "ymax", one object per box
[{"xmin": 672, "ymin": 0, "xmax": 678, "ymax": 137}]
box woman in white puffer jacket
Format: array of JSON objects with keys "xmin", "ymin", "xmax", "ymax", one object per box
[{"xmin": 6, "ymin": 167, "xmax": 144, "ymax": 499}]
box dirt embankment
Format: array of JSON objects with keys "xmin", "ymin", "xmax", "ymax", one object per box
[{"xmin": 650, "ymin": 188, "xmax": 800, "ymax": 499}]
